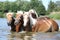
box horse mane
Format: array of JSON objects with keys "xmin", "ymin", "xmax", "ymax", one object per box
[
  {"xmin": 6, "ymin": 12, "xmax": 14, "ymax": 17},
  {"xmin": 16, "ymin": 11, "xmax": 23, "ymax": 15},
  {"xmin": 29, "ymin": 9, "xmax": 38, "ymax": 18},
  {"xmin": 37, "ymin": 16, "xmax": 50, "ymax": 21},
  {"xmin": 31, "ymin": 13, "xmax": 37, "ymax": 19}
]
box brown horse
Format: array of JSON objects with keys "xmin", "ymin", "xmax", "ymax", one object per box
[
  {"xmin": 29, "ymin": 9, "xmax": 59, "ymax": 32},
  {"xmin": 32, "ymin": 16, "xmax": 59, "ymax": 32},
  {"xmin": 6, "ymin": 12, "xmax": 16, "ymax": 32},
  {"xmin": 14, "ymin": 11, "xmax": 24, "ymax": 32},
  {"xmin": 23, "ymin": 12, "xmax": 32, "ymax": 32}
]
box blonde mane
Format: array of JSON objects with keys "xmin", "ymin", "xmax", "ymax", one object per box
[
  {"xmin": 6, "ymin": 12, "xmax": 14, "ymax": 17},
  {"xmin": 16, "ymin": 11, "xmax": 23, "ymax": 15},
  {"xmin": 29, "ymin": 9, "xmax": 38, "ymax": 18}
]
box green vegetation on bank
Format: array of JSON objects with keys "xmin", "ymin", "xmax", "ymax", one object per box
[
  {"xmin": 0, "ymin": 0, "xmax": 46, "ymax": 18},
  {"xmin": 0, "ymin": 0, "xmax": 60, "ymax": 20},
  {"xmin": 48, "ymin": 13, "xmax": 60, "ymax": 20},
  {"xmin": 0, "ymin": 12, "xmax": 4, "ymax": 18}
]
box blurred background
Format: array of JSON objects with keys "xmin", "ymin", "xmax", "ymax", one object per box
[{"xmin": 0, "ymin": 0, "xmax": 60, "ymax": 20}]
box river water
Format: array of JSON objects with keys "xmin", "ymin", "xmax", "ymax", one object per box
[{"xmin": 0, "ymin": 18, "xmax": 60, "ymax": 40}]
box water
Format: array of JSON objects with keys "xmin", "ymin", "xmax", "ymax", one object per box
[{"xmin": 0, "ymin": 18, "xmax": 60, "ymax": 40}]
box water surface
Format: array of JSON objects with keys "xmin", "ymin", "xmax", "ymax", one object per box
[{"xmin": 0, "ymin": 18, "xmax": 60, "ymax": 40}]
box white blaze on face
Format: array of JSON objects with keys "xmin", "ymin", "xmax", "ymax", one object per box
[
  {"xmin": 24, "ymin": 17, "xmax": 28, "ymax": 27},
  {"xmin": 23, "ymin": 12, "xmax": 29, "ymax": 27}
]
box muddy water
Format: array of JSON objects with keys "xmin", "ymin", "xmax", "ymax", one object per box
[{"xmin": 0, "ymin": 18, "xmax": 60, "ymax": 40}]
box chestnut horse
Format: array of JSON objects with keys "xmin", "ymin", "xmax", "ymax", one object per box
[
  {"xmin": 6, "ymin": 12, "xmax": 16, "ymax": 32},
  {"xmin": 14, "ymin": 11, "xmax": 24, "ymax": 32},
  {"xmin": 32, "ymin": 16, "xmax": 59, "ymax": 32},
  {"xmin": 29, "ymin": 9, "xmax": 59, "ymax": 32},
  {"xmin": 23, "ymin": 12, "xmax": 31, "ymax": 32}
]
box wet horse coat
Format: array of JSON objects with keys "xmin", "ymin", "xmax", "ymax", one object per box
[{"xmin": 32, "ymin": 17, "xmax": 59, "ymax": 32}]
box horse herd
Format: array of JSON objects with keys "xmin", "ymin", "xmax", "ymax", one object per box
[{"xmin": 6, "ymin": 9, "xmax": 59, "ymax": 33}]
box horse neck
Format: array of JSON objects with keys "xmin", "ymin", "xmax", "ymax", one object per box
[
  {"xmin": 10, "ymin": 17, "xmax": 16, "ymax": 31},
  {"xmin": 11, "ymin": 17, "xmax": 15, "ymax": 26}
]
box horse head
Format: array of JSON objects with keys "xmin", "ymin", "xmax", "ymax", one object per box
[
  {"xmin": 23, "ymin": 12, "xmax": 31, "ymax": 31},
  {"xmin": 23, "ymin": 12, "xmax": 30, "ymax": 27},
  {"xmin": 14, "ymin": 11, "xmax": 23, "ymax": 25},
  {"xmin": 6, "ymin": 12, "xmax": 16, "ymax": 31},
  {"xmin": 6, "ymin": 12, "xmax": 14, "ymax": 26},
  {"xmin": 14, "ymin": 11, "xmax": 24, "ymax": 32}
]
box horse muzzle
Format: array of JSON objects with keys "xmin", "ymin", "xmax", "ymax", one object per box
[
  {"xmin": 7, "ymin": 22, "xmax": 11, "ymax": 26},
  {"xmin": 14, "ymin": 20, "xmax": 19, "ymax": 25}
]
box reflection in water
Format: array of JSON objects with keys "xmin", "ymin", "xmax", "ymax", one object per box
[
  {"xmin": 32, "ymin": 32, "xmax": 60, "ymax": 40},
  {"xmin": 0, "ymin": 18, "xmax": 60, "ymax": 40},
  {"xmin": 7, "ymin": 32, "xmax": 33, "ymax": 40},
  {"xmin": 7, "ymin": 32, "xmax": 24, "ymax": 40}
]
